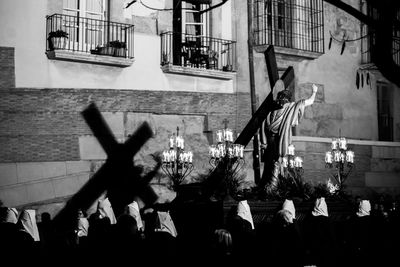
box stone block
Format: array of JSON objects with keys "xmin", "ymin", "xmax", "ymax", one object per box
[
  {"xmin": 365, "ymin": 172, "xmax": 400, "ymax": 187},
  {"xmin": 79, "ymin": 135, "xmax": 107, "ymax": 160},
  {"xmin": 0, "ymin": 184, "xmax": 28, "ymax": 207},
  {"xmin": 17, "ymin": 162, "xmax": 43, "ymax": 183},
  {"xmin": 372, "ymin": 146, "xmax": 400, "ymax": 159},
  {"xmin": 304, "ymin": 103, "xmax": 342, "ymax": 120},
  {"xmin": 77, "ymin": 173, "xmax": 90, "ymax": 187},
  {"xmin": 42, "ymin": 162, "xmax": 67, "ymax": 179},
  {"xmin": 296, "ymin": 83, "xmax": 325, "ymax": 102},
  {"xmin": 25, "ymin": 180, "xmax": 55, "ymax": 204},
  {"xmin": 66, "ymin": 161, "xmax": 91, "ymax": 174},
  {"xmin": 371, "ymin": 158, "xmax": 400, "ymax": 172},
  {"xmin": 102, "ymin": 112, "xmax": 124, "ymax": 137},
  {"xmin": 53, "ymin": 176, "xmax": 80, "ymax": 198},
  {"xmin": 0, "ymin": 163, "xmax": 17, "ymax": 186}
]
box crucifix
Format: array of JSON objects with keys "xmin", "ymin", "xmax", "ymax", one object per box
[
  {"xmin": 234, "ymin": 45, "xmax": 295, "ymax": 184},
  {"xmin": 53, "ymin": 103, "xmax": 159, "ymax": 231}
]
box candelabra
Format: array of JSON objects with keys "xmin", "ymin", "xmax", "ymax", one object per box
[
  {"xmin": 281, "ymin": 144, "xmax": 304, "ymax": 183},
  {"xmin": 208, "ymin": 121, "xmax": 245, "ymax": 179},
  {"xmin": 161, "ymin": 127, "xmax": 194, "ymax": 189},
  {"xmin": 325, "ymin": 136, "xmax": 355, "ymax": 190}
]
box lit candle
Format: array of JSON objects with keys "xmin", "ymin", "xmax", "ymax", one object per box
[
  {"xmin": 346, "ymin": 150, "xmax": 354, "ymax": 163},
  {"xmin": 216, "ymin": 130, "xmax": 223, "ymax": 143},
  {"xmin": 331, "ymin": 139, "xmax": 338, "ymax": 150},
  {"xmin": 162, "ymin": 151, "xmax": 167, "ymax": 162},
  {"xmin": 170, "ymin": 150, "xmax": 176, "ymax": 161},
  {"xmin": 228, "ymin": 147, "xmax": 233, "ymax": 157},
  {"xmin": 334, "ymin": 151, "xmax": 340, "ymax": 162},
  {"xmin": 209, "ymin": 145, "xmax": 216, "ymax": 158},
  {"xmin": 180, "ymin": 137, "xmax": 185, "ymax": 149},
  {"xmin": 166, "ymin": 151, "xmax": 171, "ymax": 162},
  {"xmin": 287, "ymin": 144, "xmax": 295, "ymax": 156},
  {"xmin": 169, "ymin": 136, "xmax": 174, "ymax": 148},
  {"xmin": 218, "ymin": 143, "xmax": 225, "ymax": 157},
  {"xmin": 188, "ymin": 151, "xmax": 193, "ymax": 163},
  {"xmin": 289, "ymin": 158, "xmax": 295, "ymax": 168},
  {"xmin": 239, "ymin": 145, "xmax": 244, "ymax": 158},
  {"xmin": 325, "ymin": 151, "xmax": 332, "ymax": 164},
  {"xmin": 339, "ymin": 137, "xmax": 347, "ymax": 150},
  {"xmin": 282, "ymin": 157, "xmax": 288, "ymax": 168},
  {"xmin": 340, "ymin": 152, "xmax": 345, "ymax": 162},
  {"xmin": 225, "ymin": 129, "xmax": 233, "ymax": 142},
  {"xmin": 294, "ymin": 157, "xmax": 302, "ymax": 168},
  {"xmin": 215, "ymin": 149, "xmax": 220, "ymax": 159}
]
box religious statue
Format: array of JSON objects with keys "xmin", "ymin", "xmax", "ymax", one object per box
[{"xmin": 260, "ymin": 81, "xmax": 318, "ymax": 193}]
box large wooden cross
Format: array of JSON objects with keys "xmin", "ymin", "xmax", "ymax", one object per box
[
  {"xmin": 54, "ymin": 103, "xmax": 158, "ymax": 230},
  {"xmin": 234, "ymin": 45, "xmax": 295, "ymax": 183}
]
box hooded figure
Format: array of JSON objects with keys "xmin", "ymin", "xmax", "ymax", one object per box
[
  {"xmin": 154, "ymin": 211, "xmax": 177, "ymax": 238},
  {"xmin": 282, "ymin": 199, "xmax": 296, "ymax": 223},
  {"xmin": 312, "ymin": 197, "xmax": 329, "ymax": 217},
  {"xmin": 2, "ymin": 208, "xmax": 18, "ymax": 223},
  {"xmin": 237, "ymin": 200, "xmax": 254, "ymax": 230},
  {"xmin": 127, "ymin": 200, "xmax": 144, "ymax": 231},
  {"xmin": 356, "ymin": 200, "xmax": 371, "ymax": 217},
  {"xmin": 97, "ymin": 197, "xmax": 117, "ymax": 224},
  {"xmin": 304, "ymin": 198, "xmax": 336, "ymax": 267},
  {"xmin": 18, "ymin": 209, "xmax": 40, "ymax": 241}
]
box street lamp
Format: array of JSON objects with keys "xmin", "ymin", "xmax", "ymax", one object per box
[
  {"xmin": 161, "ymin": 127, "xmax": 194, "ymax": 189},
  {"xmin": 325, "ymin": 136, "xmax": 355, "ymax": 190}
]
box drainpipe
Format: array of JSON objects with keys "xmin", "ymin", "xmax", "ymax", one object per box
[{"xmin": 247, "ymin": 0, "xmax": 261, "ymax": 184}]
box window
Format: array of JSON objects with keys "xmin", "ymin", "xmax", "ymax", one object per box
[
  {"xmin": 181, "ymin": 1, "xmax": 209, "ymax": 36},
  {"xmin": 377, "ymin": 83, "xmax": 393, "ymax": 141},
  {"xmin": 63, "ymin": 0, "xmax": 107, "ymax": 50},
  {"xmin": 254, "ymin": 0, "xmax": 324, "ymax": 54},
  {"xmin": 360, "ymin": 0, "xmax": 399, "ymax": 66}
]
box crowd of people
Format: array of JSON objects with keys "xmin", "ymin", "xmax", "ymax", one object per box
[{"xmin": 1, "ymin": 193, "xmax": 399, "ymax": 266}]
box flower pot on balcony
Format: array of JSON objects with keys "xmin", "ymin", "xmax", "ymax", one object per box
[
  {"xmin": 114, "ymin": 47, "xmax": 126, "ymax": 58},
  {"xmin": 47, "ymin": 30, "xmax": 69, "ymax": 50},
  {"xmin": 99, "ymin": 46, "xmax": 115, "ymax": 56},
  {"xmin": 50, "ymin": 37, "xmax": 67, "ymax": 50}
]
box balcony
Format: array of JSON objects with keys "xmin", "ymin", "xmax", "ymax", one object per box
[
  {"xmin": 160, "ymin": 32, "xmax": 236, "ymax": 80},
  {"xmin": 45, "ymin": 14, "xmax": 134, "ymax": 67},
  {"xmin": 253, "ymin": 0, "xmax": 324, "ymax": 59}
]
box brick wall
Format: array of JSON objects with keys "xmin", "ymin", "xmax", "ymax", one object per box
[
  {"xmin": 0, "ymin": 47, "xmax": 15, "ymax": 88},
  {"xmin": 0, "ymin": 88, "xmax": 252, "ymax": 162}
]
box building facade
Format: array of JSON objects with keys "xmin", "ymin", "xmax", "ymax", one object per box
[{"xmin": 0, "ymin": 0, "xmax": 399, "ymax": 214}]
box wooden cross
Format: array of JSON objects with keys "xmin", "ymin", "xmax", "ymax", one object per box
[
  {"xmin": 234, "ymin": 45, "xmax": 295, "ymax": 182},
  {"xmin": 53, "ymin": 103, "xmax": 158, "ymax": 230}
]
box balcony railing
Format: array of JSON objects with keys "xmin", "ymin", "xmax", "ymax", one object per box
[
  {"xmin": 254, "ymin": 0, "xmax": 324, "ymax": 54},
  {"xmin": 160, "ymin": 31, "xmax": 236, "ymax": 72},
  {"xmin": 46, "ymin": 13, "xmax": 134, "ymax": 59}
]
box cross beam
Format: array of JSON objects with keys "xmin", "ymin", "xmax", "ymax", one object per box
[
  {"xmin": 234, "ymin": 46, "xmax": 294, "ymax": 147},
  {"xmin": 54, "ymin": 103, "xmax": 158, "ymax": 230}
]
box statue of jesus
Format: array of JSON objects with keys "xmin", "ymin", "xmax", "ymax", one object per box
[{"xmin": 260, "ymin": 81, "xmax": 318, "ymax": 193}]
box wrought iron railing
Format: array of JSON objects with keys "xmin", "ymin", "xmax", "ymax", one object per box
[
  {"xmin": 361, "ymin": 3, "xmax": 400, "ymax": 66},
  {"xmin": 254, "ymin": 0, "xmax": 324, "ymax": 54},
  {"xmin": 46, "ymin": 14, "xmax": 134, "ymax": 59},
  {"xmin": 160, "ymin": 31, "xmax": 237, "ymax": 72}
]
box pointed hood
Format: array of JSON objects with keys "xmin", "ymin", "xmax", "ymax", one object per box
[
  {"xmin": 237, "ymin": 200, "xmax": 254, "ymax": 229},
  {"xmin": 312, "ymin": 197, "xmax": 329, "ymax": 217},
  {"xmin": 356, "ymin": 200, "xmax": 371, "ymax": 217}
]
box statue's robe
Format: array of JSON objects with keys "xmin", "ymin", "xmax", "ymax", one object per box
[{"xmin": 261, "ymin": 99, "xmax": 306, "ymax": 191}]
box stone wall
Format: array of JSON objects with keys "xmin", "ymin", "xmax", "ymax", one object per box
[{"xmin": 0, "ymin": 87, "xmax": 253, "ymax": 208}]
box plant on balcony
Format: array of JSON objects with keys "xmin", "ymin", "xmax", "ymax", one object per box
[
  {"xmin": 109, "ymin": 40, "xmax": 127, "ymax": 58},
  {"xmin": 92, "ymin": 40, "xmax": 127, "ymax": 57},
  {"xmin": 47, "ymin": 30, "xmax": 69, "ymax": 50}
]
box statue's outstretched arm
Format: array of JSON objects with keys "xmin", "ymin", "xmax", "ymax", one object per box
[{"xmin": 304, "ymin": 84, "xmax": 318, "ymax": 107}]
